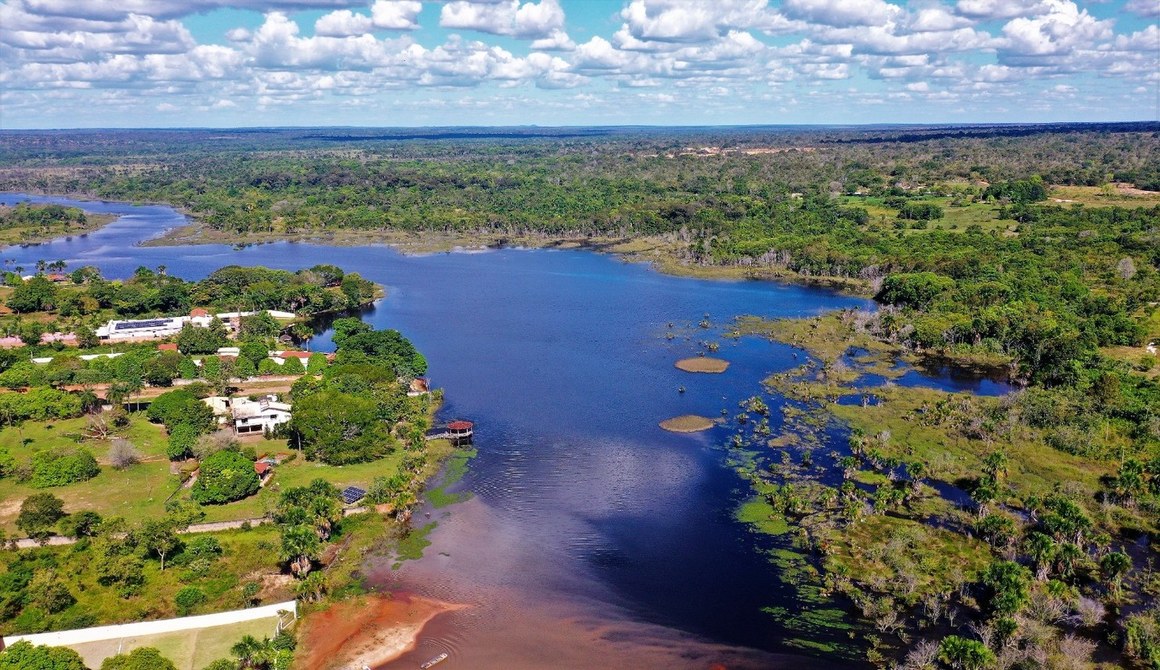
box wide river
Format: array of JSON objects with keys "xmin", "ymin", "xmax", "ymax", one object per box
[{"xmin": 0, "ymin": 194, "xmax": 1008, "ymax": 669}]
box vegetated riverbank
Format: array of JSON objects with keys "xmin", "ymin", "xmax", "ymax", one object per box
[
  {"xmin": 726, "ymin": 311, "xmax": 1159, "ymax": 668},
  {"xmin": 0, "ymin": 211, "xmax": 117, "ymax": 247}
]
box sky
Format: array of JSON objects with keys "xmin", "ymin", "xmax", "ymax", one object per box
[{"xmin": 0, "ymin": 0, "xmax": 1157, "ymax": 128}]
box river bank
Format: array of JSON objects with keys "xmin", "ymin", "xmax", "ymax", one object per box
[{"xmin": 295, "ymin": 594, "xmax": 466, "ymax": 670}]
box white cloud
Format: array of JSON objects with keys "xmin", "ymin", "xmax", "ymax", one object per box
[
  {"xmin": 954, "ymin": 0, "xmax": 1053, "ymax": 20},
  {"xmin": 370, "ymin": 0, "xmax": 423, "ymax": 30},
  {"xmin": 315, "ymin": 10, "xmax": 374, "ymax": 37},
  {"xmin": 1124, "ymin": 0, "xmax": 1160, "ymax": 17},
  {"xmin": 999, "ymin": 0, "xmax": 1113, "ymax": 64},
  {"xmin": 781, "ymin": 0, "xmax": 903, "ymax": 28},
  {"xmin": 440, "ymin": 0, "xmax": 564, "ymax": 39}
]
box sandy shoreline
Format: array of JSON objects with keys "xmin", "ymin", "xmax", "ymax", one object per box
[{"xmin": 296, "ymin": 594, "xmax": 467, "ymax": 670}]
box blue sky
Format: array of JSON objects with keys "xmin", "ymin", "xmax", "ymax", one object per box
[{"xmin": 1, "ymin": 0, "xmax": 1157, "ymax": 128}]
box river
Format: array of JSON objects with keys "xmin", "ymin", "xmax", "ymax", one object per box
[{"xmin": 0, "ymin": 194, "xmax": 1009, "ymax": 669}]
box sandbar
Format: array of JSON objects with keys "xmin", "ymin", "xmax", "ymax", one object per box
[{"xmin": 675, "ymin": 357, "xmax": 729, "ymax": 373}]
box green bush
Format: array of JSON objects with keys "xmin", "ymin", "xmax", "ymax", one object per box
[
  {"xmin": 0, "ymin": 640, "xmax": 88, "ymax": 669},
  {"xmin": 174, "ymin": 586, "xmax": 207, "ymax": 615},
  {"xmin": 191, "ymin": 450, "xmax": 259, "ymax": 505},
  {"xmin": 101, "ymin": 647, "xmax": 178, "ymax": 670},
  {"xmin": 30, "ymin": 448, "xmax": 99, "ymax": 488}
]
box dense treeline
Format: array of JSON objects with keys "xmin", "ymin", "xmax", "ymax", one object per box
[{"xmin": 4, "ymin": 263, "xmax": 374, "ymax": 318}]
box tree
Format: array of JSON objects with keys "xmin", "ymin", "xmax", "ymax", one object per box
[
  {"xmin": 17, "ymin": 493, "xmax": 66, "ymax": 541},
  {"xmin": 26, "ymin": 570, "xmax": 75, "ymax": 613},
  {"xmin": 7, "ymin": 276, "xmax": 59, "ymax": 313},
  {"xmin": 329, "ymin": 317, "xmax": 371, "ymax": 348},
  {"xmin": 275, "ymin": 479, "xmax": 342, "ymax": 540},
  {"xmin": 147, "ymin": 389, "xmax": 215, "ymax": 433},
  {"xmin": 279, "ymin": 525, "xmax": 321, "ymax": 578},
  {"xmin": 1100, "ymin": 551, "xmax": 1131, "ymax": 597},
  {"xmin": 290, "ymin": 390, "xmax": 389, "ymax": 464},
  {"xmin": 167, "ymin": 423, "xmax": 199, "ymax": 461},
  {"xmin": 108, "ymin": 438, "xmax": 141, "ymax": 469},
  {"xmin": 192, "ymin": 450, "xmax": 259, "ymax": 505},
  {"xmin": 176, "ymin": 320, "xmax": 228, "ymax": 355},
  {"xmin": 938, "ymin": 635, "xmax": 996, "ymax": 670},
  {"xmin": 100, "ymin": 647, "xmax": 177, "ymax": 670},
  {"xmin": 137, "ymin": 518, "xmax": 182, "ymax": 571},
  {"xmin": 59, "ymin": 510, "xmax": 102, "ymax": 539},
  {"xmin": 0, "ymin": 641, "xmax": 89, "ymax": 670},
  {"xmin": 982, "ymin": 560, "xmax": 1032, "ymax": 616}
]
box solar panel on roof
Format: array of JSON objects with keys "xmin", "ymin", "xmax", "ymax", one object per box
[
  {"xmin": 341, "ymin": 486, "xmax": 366, "ymax": 504},
  {"xmin": 114, "ymin": 319, "xmax": 171, "ymax": 331}
]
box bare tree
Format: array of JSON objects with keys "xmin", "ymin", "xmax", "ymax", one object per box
[
  {"xmin": 1116, "ymin": 256, "xmax": 1136, "ymax": 280},
  {"xmin": 108, "ymin": 438, "xmax": 141, "ymax": 469}
]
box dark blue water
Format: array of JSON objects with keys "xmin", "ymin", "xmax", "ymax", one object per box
[{"xmin": 0, "ymin": 194, "xmax": 1000, "ymax": 668}]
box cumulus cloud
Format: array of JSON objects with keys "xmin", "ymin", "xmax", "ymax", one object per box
[
  {"xmin": 440, "ymin": 0, "xmax": 566, "ymax": 39},
  {"xmin": 781, "ymin": 0, "xmax": 903, "ymax": 28},
  {"xmin": 0, "ymin": 0, "xmax": 1155, "ymax": 126},
  {"xmin": 999, "ymin": 0, "xmax": 1113, "ymax": 65},
  {"xmin": 1124, "ymin": 0, "xmax": 1160, "ymax": 17},
  {"xmin": 314, "ymin": 2, "xmax": 422, "ymax": 36}
]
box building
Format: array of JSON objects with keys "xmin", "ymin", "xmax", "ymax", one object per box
[
  {"xmin": 95, "ymin": 309, "xmax": 296, "ymax": 343},
  {"xmin": 203, "ymin": 394, "xmax": 292, "ymax": 436}
]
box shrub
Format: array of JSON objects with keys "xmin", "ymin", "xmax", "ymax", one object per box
[
  {"xmin": 100, "ymin": 647, "xmax": 178, "ymax": 670},
  {"xmin": 108, "ymin": 438, "xmax": 141, "ymax": 469},
  {"xmin": 30, "ymin": 448, "xmax": 99, "ymax": 488},
  {"xmin": 174, "ymin": 586, "xmax": 208, "ymax": 615},
  {"xmin": 17, "ymin": 493, "xmax": 66, "ymax": 540},
  {"xmin": 192, "ymin": 450, "xmax": 259, "ymax": 505}
]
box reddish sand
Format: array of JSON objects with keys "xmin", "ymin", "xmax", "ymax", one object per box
[{"xmin": 295, "ymin": 594, "xmax": 466, "ymax": 670}]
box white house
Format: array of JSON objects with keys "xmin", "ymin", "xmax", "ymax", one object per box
[
  {"xmin": 95, "ymin": 309, "xmax": 296, "ymax": 343},
  {"xmin": 203, "ymin": 394, "xmax": 292, "ymax": 436}
]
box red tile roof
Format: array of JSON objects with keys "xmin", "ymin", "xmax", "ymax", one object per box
[
  {"xmin": 190, "ymin": 308, "xmax": 209, "ymax": 317},
  {"xmin": 278, "ymin": 351, "xmax": 312, "ymax": 359},
  {"xmin": 448, "ymin": 420, "xmax": 473, "ymax": 431},
  {"xmin": 254, "ymin": 462, "xmax": 271, "ymax": 475},
  {"xmin": 157, "ymin": 343, "xmax": 178, "ymax": 351}
]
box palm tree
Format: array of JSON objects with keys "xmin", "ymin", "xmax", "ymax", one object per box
[
  {"xmin": 279, "ymin": 524, "xmax": 320, "ymax": 578},
  {"xmin": 231, "ymin": 635, "xmax": 265, "ymax": 669},
  {"xmin": 1024, "ymin": 532, "xmax": 1056, "ymax": 581},
  {"xmin": 1100, "ymin": 551, "xmax": 1131, "ymax": 598}
]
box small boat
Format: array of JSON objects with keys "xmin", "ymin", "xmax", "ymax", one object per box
[{"xmin": 419, "ymin": 653, "xmax": 449, "ymax": 669}]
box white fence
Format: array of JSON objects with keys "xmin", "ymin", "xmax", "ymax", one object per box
[{"xmin": 4, "ymin": 601, "xmax": 296, "ymax": 648}]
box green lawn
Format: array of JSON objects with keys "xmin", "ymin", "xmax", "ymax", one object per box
[
  {"xmin": 2, "ymin": 414, "xmax": 447, "ymax": 531},
  {"xmin": 68, "ymin": 616, "xmax": 279, "ymax": 670}
]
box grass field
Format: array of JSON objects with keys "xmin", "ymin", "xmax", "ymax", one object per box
[
  {"xmin": 0, "ymin": 412, "xmax": 437, "ymax": 531},
  {"xmin": 66, "ymin": 614, "xmax": 279, "ymax": 669}
]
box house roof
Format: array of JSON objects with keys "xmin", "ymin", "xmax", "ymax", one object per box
[
  {"xmin": 254, "ymin": 462, "xmax": 271, "ymax": 475},
  {"xmin": 277, "ymin": 351, "xmax": 312, "ymax": 359},
  {"xmin": 157, "ymin": 343, "xmax": 178, "ymax": 351},
  {"xmin": 190, "ymin": 308, "xmax": 209, "ymax": 317}
]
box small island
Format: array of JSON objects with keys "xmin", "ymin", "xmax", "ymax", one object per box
[
  {"xmin": 659, "ymin": 415, "xmax": 717, "ymax": 433},
  {"xmin": 674, "ymin": 357, "xmax": 730, "ymax": 373}
]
